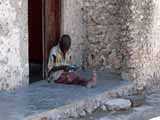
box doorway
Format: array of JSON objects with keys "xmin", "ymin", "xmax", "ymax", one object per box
[{"xmin": 28, "ymin": 0, "xmax": 61, "ymax": 83}]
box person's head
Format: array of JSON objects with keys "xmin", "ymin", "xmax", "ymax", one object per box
[{"xmin": 59, "ymin": 34, "xmax": 71, "ymax": 54}]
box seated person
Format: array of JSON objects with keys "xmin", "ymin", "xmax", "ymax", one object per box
[{"xmin": 48, "ymin": 34, "xmax": 97, "ymax": 88}]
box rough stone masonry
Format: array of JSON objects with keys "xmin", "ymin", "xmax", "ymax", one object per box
[
  {"xmin": 81, "ymin": 0, "xmax": 160, "ymax": 88},
  {"xmin": 64, "ymin": 0, "xmax": 160, "ymax": 88},
  {"xmin": 0, "ymin": 0, "xmax": 160, "ymax": 90}
]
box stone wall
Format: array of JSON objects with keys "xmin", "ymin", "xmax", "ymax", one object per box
[
  {"xmin": 82, "ymin": 0, "xmax": 160, "ymax": 87},
  {"xmin": 62, "ymin": 0, "xmax": 160, "ymax": 87},
  {"xmin": 61, "ymin": 0, "xmax": 127, "ymax": 71},
  {"xmin": 0, "ymin": 0, "xmax": 28, "ymax": 90},
  {"xmin": 121, "ymin": 0, "xmax": 160, "ymax": 87},
  {"xmin": 0, "ymin": 0, "xmax": 160, "ymax": 90},
  {"xmin": 83, "ymin": 0, "xmax": 128, "ymax": 71},
  {"xmin": 61, "ymin": 0, "xmax": 86, "ymax": 66}
]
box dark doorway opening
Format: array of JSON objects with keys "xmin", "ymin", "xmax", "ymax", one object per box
[
  {"xmin": 28, "ymin": 0, "xmax": 61, "ymax": 83},
  {"xmin": 28, "ymin": 0, "xmax": 43, "ymax": 83}
]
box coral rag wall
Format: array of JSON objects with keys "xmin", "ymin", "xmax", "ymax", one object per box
[
  {"xmin": 0, "ymin": 0, "xmax": 28, "ymax": 90},
  {"xmin": 62, "ymin": 0, "xmax": 160, "ymax": 87},
  {"xmin": 0, "ymin": 0, "xmax": 160, "ymax": 90},
  {"xmin": 61, "ymin": 0, "xmax": 86, "ymax": 66},
  {"xmin": 121, "ymin": 0, "xmax": 160, "ymax": 87},
  {"xmin": 83, "ymin": 0, "xmax": 127, "ymax": 71},
  {"xmin": 83, "ymin": 0, "xmax": 160, "ymax": 87}
]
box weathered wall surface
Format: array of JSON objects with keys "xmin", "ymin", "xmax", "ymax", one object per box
[
  {"xmin": 83, "ymin": 0, "xmax": 160, "ymax": 87},
  {"xmin": 62, "ymin": 0, "xmax": 160, "ymax": 87},
  {"xmin": 61, "ymin": 0, "xmax": 127, "ymax": 71},
  {"xmin": 0, "ymin": 0, "xmax": 28, "ymax": 90},
  {"xmin": 0, "ymin": 0, "xmax": 159, "ymax": 90},
  {"xmin": 61, "ymin": 0, "xmax": 86, "ymax": 66},
  {"xmin": 83, "ymin": 0, "xmax": 128, "ymax": 71},
  {"xmin": 121, "ymin": 0, "xmax": 160, "ymax": 87}
]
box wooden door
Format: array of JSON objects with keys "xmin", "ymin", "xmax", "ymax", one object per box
[{"xmin": 42, "ymin": 0, "xmax": 61, "ymax": 79}]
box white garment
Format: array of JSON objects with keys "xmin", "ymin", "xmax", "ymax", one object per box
[{"xmin": 48, "ymin": 45, "xmax": 69, "ymax": 81}]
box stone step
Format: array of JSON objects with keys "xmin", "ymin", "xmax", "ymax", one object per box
[
  {"xmin": 0, "ymin": 70, "xmax": 141, "ymax": 120},
  {"xmin": 123, "ymin": 95, "xmax": 145, "ymax": 107},
  {"xmin": 24, "ymin": 82, "xmax": 143, "ymax": 120},
  {"xmin": 103, "ymin": 98, "xmax": 131, "ymax": 111}
]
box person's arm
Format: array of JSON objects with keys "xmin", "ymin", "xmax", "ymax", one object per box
[
  {"xmin": 49, "ymin": 65, "xmax": 69, "ymax": 72},
  {"xmin": 48, "ymin": 53, "xmax": 70, "ymax": 73},
  {"xmin": 48, "ymin": 65, "xmax": 70, "ymax": 77}
]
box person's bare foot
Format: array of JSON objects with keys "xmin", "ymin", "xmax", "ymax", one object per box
[
  {"xmin": 86, "ymin": 70, "xmax": 97, "ymax": 88},
  {"xmin": 66, "ymin": 74, "xmax": 73, "ymax": 82}
]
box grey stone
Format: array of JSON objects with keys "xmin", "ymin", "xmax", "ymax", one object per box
[
  {"xmin": 70, "ymin": 111, "xmax": 79, "ymax": 118},
  {"xmin": 85, "ymin": 108, "xmax": 94, "ymax": 114},
  {"xmin": 123, "ymin": 95, "xmax": 145, "ymax": 107},
  {"xmin": 105, "ymin": 98, "xmax": 131, "ymax": 111},
  {"xmin": 121, "ymin": 72, "xmax": 130, "ymax": 81},
  {"xmin": 79, "ymin": 110, "xmax": 86, "ymax": 117},
  {"xmin": 100, "ymin": 105, "xmax": 107, "ymax": 111}
]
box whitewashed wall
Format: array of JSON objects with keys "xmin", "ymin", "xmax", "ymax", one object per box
[{"xmin": 0, "ymin": 0, "xmax": 28, "ymax": 91}]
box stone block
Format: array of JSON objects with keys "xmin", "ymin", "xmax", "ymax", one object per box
[
  {"xmin": 100, "ymin": 105, "xmax": 107, "ymax": 111},
  {"xmin": 79, "ymin": 110, "xmax": 86, "ymax": 117},
  {"xmin": 105, "ymin": 98, "xmax": 131, "ymax": 111},
  {"xmin": 123, "ymin": 95, "xmax": 145, "ymax": 107}
]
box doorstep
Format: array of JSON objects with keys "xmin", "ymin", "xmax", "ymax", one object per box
[{"xmin": 0, "ymin": 70, "xmax": 135, "ymax": 120}]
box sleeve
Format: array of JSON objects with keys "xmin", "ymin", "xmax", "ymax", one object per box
[{"xmin": 48, "ymin": 48, "xmax": 56, "ymax": 71}]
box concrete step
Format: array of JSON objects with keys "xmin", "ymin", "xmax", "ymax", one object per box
[{"xmin": 0, "ymin": 70, "xmax": 137, "ymax": 120}]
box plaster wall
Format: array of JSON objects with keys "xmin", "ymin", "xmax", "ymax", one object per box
[
  {"xmin": 0, "ymin": 0, "xmax": 28, "ymax": 90},
  {"xmin": 61, "ymin": 0, "xmax": 86, "ymax": 66}
]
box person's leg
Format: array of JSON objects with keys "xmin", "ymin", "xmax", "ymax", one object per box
[
  {"xmin": 54, "ymin": 71, "xmax": 86, "ymax": 85},
  {"xmin": 85, "ymin": 70, "xmax": 97, "ymax": 88},
  {"xmin": 71, "ymin": 77, "xmax": 88, "ymax": 86},
  {"xmin": 54, "ymin": 72, "xmax": 78, "ymax": 84},
  {"xmin": 54, "ymin": 73, "xmax": 69, "ymax": 84},
  {"xmin": 55, "ymin": 70, "xmax": 97, "ymax": 88},
  {"xmin": 68, "ymin": 70, "xmax": 97, "ymax": 88}
]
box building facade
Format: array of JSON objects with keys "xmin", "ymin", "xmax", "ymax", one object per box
[{"xmin": 0, "ymin": 0, "xmax": 160, "ymax": 90}]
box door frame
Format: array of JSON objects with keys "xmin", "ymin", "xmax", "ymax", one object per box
[
  {"xmin": 42, "ymin": 0, "xmax": 61, "ymax": 79},
  {"xmin": 42, "ymin": 0, "xmax": 46, "ymax": 80}
]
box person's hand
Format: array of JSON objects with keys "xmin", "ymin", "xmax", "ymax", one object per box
[
  {"xmin": 69, "ymin": 65, "xmax": 80, "ymax": 71},
  {"xmin": 63, "ymin": 66, "xmax": 70, "ymax": 72}
]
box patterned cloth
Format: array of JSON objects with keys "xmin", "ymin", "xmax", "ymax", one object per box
[{"xmin": 48, "ymin": 45, "xmax": 70, "ymax": 81}]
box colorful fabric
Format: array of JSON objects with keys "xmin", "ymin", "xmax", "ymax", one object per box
[
  {"xmin": 54, "ymin": 71, "xmax": 87, "ymax": 86},
  {"xmin": 48, "ymin": 45, "xmax": 69, "ymax": 81}
]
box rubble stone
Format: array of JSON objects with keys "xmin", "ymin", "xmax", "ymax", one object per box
[
  {"xmin": 123, "ymin": 95, "xmax": 145, "ymax": 107},
  {"xmin": 105, "ymin": 98, "xmax": 131, "ymax": 111},
  {"xmin": 100, "ymin": 105, "xmax": 107, "ymax": 111},
  {"xmin": 79, "ymin": 110, "xmax": 86, "ymax": 117}
]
